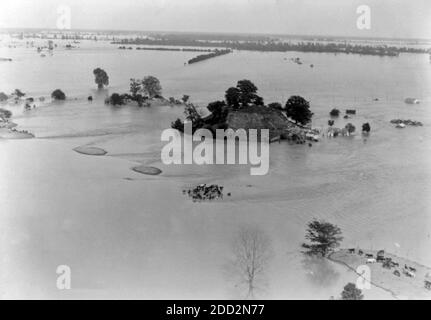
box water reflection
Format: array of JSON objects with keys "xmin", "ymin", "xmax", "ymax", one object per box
[{"xmin": 301, "ymin": 254, "xmax": 340, "ymax": 288}]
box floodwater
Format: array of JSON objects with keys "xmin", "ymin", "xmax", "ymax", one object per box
[{"xmin": 0, "ymin": 39, "xmax": 430, "ymax": 299}]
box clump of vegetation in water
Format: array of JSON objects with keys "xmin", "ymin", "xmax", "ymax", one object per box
[
  {"xmin": 183, "ymin": 184, "xmax": 225, "ymax": 201},
  {"xmin": 168, "ymin": 97, "xmax": 183, "ymax": 105},
  {"xmin": 171, "ymin": 101, "xmax": 206, "ymax": 133},
  {"xmin": 329, "ymin": 108, "xmax": 340, "ymax": 117},
  {"xmin": 171, "ymin": 118, "xmax": 184, "ymax": 131},
  {"xmin": 390, "ymin": 119, "xmax": 423, "ymax": 126},
  {"xmin": 362, "ymin": 123, "xmax": 371, "ymax": 132},
  {"xmin": 51, "ymin": 89, "xmax": 66, "ymax": 100},
  {"xmin": 105, "ymin": 93, "xmax": 129, "ymax": 106},
  {"xmin": 285, "ymin": 95, "xmax": 313, "ymax": 125},
  {"xmin": 0, "ymin": 92, "xmax": 8, "ymax": 101},
  {"xmin": 141, "ymin": 75, "xmax": 162, "ymax": 98},
  {"xmin": 345, "ymin": 123, "xmax": 356, "ymax": 134},
  {"xmin": 93, "ymin": 68, "xmax": 109, "ymax": 89},
  {"xmin": 0, "ymin": 108, "xmax": 12, "ymax": 120},
  {"xmin": 106, "ymin": 77, "xmax": 162, "ymax": 107},
  {"xmin": 13, "ymin": 89, "xmax": 25, "ymax": 99},
  {"xmin": 168, "ymin": 95, "xmax": 191, "ymax": 106}
]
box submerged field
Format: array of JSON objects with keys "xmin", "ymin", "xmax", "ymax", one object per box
[{"xmin": 0, "ymin": 39, "xmax": 430, "ymax": 299}]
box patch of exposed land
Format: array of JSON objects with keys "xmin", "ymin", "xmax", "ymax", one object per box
[
  {"xmin": 73, "ymin": 146, "xmax": 108, "ymax": 156},
  {"xmin": 226, "ymin": 105, "xmax": 314, "ymax": 142},
  {"xmin": 329, "ymin": 249, "xmax": 431, "ymax": 300},
  {"xmin": 131, "ymin": 165, "xmax": 162, "ymax": 175},
  {"xmin": 0, "ymin": 121, "xmax": 34, "ymax": 139}
]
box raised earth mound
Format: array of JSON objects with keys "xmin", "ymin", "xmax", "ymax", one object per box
[
  {"xmin": 131, "ymin": 165, "xmax": 162, "ymax": 175},
  {"xmin": 73, "ymin": 146, "xmax": 108, "ymax": 156}
]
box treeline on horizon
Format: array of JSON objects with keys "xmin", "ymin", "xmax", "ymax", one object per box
[
  {"xmin": 112, "ymin": 38, "xmax": 430, "ymax": 57},
  {"xmin": 118, "ymin": 46, "xmax": 215, "ymax": 52}
]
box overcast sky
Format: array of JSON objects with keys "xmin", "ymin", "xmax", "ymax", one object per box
[{"xmin": 1, "ymin": 0, "xmax": 430, "ymax": 39}]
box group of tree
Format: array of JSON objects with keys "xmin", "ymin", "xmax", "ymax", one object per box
[
  {"xmin": 130, "ymin": 76, "xmax": 162, "ymax": 99},
  {"xmin": 0, "ymin": 92, "xmax": 8, "ymax": 101},
  {"xmin": 114, "ymin": 36, "xmax": 430, "ymax": 57},
  {"xmin": 225, "ymin": 79, "xmax": 264, "ymax": 109},
  {"xmin": 106, "ymin": 76, "xmax": 163, "ymax": 107},
  {"xmin": 345, "ymin": 123, "xmax": 356, "ymax": 134},
  {"xmin": 9, "ymin": 89, "xmax": 25, "ymax": 100},
  {"xmin": 0, "ymin": 108, "xmax": 12, "ymax": 121},
  {"xmin": 168, "ymin": 94, "xmax": 189, "ymax": 106},
  {"xmin": 226, "ymin": 219, "xmax": 360, "ymax": 299},
  {"xmin": 0, "ymin": 89, "xmax": 32, "ymax": 102},
  {"xmin": 225, "ymin": 80, "xmax": 313, "ymax": 125},
  {"xmin": 301, "ymin": 220, "xmax": 364, "ymax": 299},
  {"xmin": 171, "ymin": 79, "xmax": 314, "ymax": 133}
]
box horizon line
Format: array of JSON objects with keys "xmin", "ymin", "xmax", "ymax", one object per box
[{"xmin": 1, "ymin": 27, "xmax": 431, "ymax": 43}]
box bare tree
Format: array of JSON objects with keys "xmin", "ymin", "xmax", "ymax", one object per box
[{"xmin": 228, "ymin": 226, "xmax": 273, "ymax": 299}]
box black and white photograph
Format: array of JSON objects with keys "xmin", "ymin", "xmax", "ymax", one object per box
[{"xmin": 0, "ymin": 0, "xmax": 430, "ymax": 303}]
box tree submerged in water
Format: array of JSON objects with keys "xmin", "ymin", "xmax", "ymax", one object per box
[
  {"xmin": 0, "ymin": 108, "xmax": 12, "ymax": 121},
  {"xmin": 51, "ymin": 89, "xmax": 66, "ymax": 100},
  {"xmin": 362, "ymin": 123, "xmax": 371, "ymax": 133},
  {"xmin": 171, "ymin": 100, "xmax": 204, "ymax": 133},
  {"xmin": 129, "ymin": 78, "xmax": 142, "ymax": 97},
  {"xmin": 126, "ymin": 77, "xmax": 162, "ymax": 106},
  {"xmin": 302, "ymin": 220, "xmax": 343, "ymax": 257},
  {"xmin": 13, "ymin": 89, "xmax": 25, "ymax": 98},
  {"xmin": 345, "ymin": 123, "xmax": 356, "ymax": 134},
  {"xmin": 106, "ymin": 93, "xmax": 127, "ymax": 106},
  {"xmin": 142, "ymin": 75, "xmax": 162, "ymax": 98},
  {"xmin": 285, "ymin": 95, "xmax": 313, "ymax": 125},
  {"xmin": 0, "ymin": 92, "xmax": 8, "ymax": 101},
  {"xmin": 329, "ymin": 108, "xmax": 340, "ymax": 117},
  {"xmin": 93, "ymin": 68, "xmax": 109, "ymax": 89}
]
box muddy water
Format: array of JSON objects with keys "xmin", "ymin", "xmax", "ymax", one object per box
[{"xmin": 0, "ymin": 39, "xmax": 430, "ymax": 299}]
